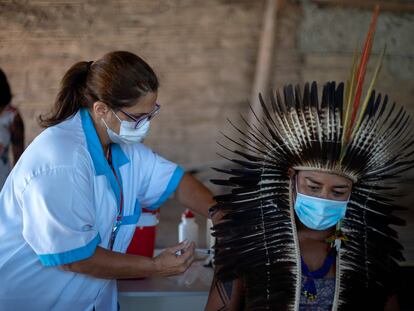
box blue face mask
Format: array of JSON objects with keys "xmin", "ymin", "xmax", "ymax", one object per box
[{"xmin": 294, "ymin": 192, "xmax": 348, "ymax": 230}]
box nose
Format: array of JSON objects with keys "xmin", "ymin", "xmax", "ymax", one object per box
[{"xmin": 320, "ymin": 188, "xmax": 330, "ymax": 200}]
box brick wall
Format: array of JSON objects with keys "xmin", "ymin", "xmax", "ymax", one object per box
[
  {"xmin": 0, "ymin": 0, "xmax": 264, "ymax": 167},
  {"xmin": 3, "ymin": 0, "xmax": 412, "ymax": 173},
  {"xmin": 0, "ymin": 0, "xmax": 266, "ymax": 250}
]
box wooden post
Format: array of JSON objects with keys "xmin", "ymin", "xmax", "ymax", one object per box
[{"xmin": 248, "ymin": 0, "xmax": 279, "ymax": 127}]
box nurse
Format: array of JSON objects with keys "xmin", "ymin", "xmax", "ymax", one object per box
[{"xmin": 0, "ymin": 51, "xmax": 215, "ymax": 310}]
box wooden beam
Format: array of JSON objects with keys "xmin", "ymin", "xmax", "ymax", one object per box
[
  {"xmin": 248, "ymin": 0, "xmax": 279, "ymax": 127},
  {"xmin": 312, "ymin": 0, "xmax": 414, "ymax": 13}
]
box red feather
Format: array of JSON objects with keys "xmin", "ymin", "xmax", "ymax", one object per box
[{"xmin": 345, "ymin": 5, "xmax": 380, "ymax": 142}]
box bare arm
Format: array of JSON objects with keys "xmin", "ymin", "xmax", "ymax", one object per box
[
  {"xmin": 10, "ymin": 112, "xmax": 24, "ymax": 165},
  {"xmin": 175, "ymin": 172, "xmax": 216, "ymax": 217},
  {"xmin": 205, "ymin": 276, "xmax": 231, "ymax": 311},
  {"xmin": 61, "ymin": 242, "xmax": 195, "ymax": 279},
  {"xmin": 204, "ymin": 202, "xmax": 244, "ymax": 311},
  {"xmin": 205, "ymin": 277, "xmax": 244, "ymax": 311}
]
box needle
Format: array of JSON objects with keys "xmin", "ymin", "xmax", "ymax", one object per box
[
  {"xmin": 195, "ymin": 248, "xmax": 214, "ymax": 255},
  {"xmin": 175, "ymin": 248, "xmax": 215, "ymax": 256}
]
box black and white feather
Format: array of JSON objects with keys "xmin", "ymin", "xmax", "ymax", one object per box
[{"xmin": 211, "ymin": 81, "xmax": 414, "ymax": 310}]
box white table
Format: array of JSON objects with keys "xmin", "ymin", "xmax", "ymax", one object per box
[{"xmin": 117, "ymin": 260, "xmax": 214, "ymax": 311}]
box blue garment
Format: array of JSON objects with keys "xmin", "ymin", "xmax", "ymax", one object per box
[
  {"xmin": 299, "ymin": 276, "xmax": 335, "ymax": 311},
  {"xmin": 301, "ymin": 253, "xmax": 335, "ymax": 300},
  {"xmin": 0, "ymin": 105, "xmax": 18, "ymax": 189}
]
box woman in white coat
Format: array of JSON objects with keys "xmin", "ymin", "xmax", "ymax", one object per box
[{"xmin": 0, "ymin": 51, "xmax": 215, "ymax": 310}]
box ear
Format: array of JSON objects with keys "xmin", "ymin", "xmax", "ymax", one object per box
[
  {"xmin": 287, "ymin": 168, "xmax": 296, "ymax": 179},
  {"xmin": 92, "ymin": 101, "xmax": 110, "ymax": 118}
]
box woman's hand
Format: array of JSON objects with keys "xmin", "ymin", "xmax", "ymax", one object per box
[
  {"xmin": 153, "ymin": 241, "xmax": 196, "ymax": 277},
  {"xmin": 60, "ymin": 242, "xmax": 194, "ymax": 280}
]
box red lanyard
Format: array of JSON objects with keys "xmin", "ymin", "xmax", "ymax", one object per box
[
  {"xmin": 106, "ymin": 147, "xmax": 124, "ymax": 249},
  {"xmin": 106, "ymin": 147, "xmax": 124, "ymax": 219}
]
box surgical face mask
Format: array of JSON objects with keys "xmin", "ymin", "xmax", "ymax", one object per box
[
  {"xmin": 294, "ymin": 192, "xmax": 348, "ymax": 230},
  {"xmin": 102, "ymin": 110, "xmax": 150, "ymax": 145}
]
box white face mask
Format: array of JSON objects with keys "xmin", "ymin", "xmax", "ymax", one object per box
[{"xmin": 102, "ymin": 110, "xmax": 150, "ymax": 144}]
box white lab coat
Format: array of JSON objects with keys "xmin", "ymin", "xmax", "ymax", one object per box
[{"xmin": 0, "ymin": 108, "xmax": 184, "ymax": 310}]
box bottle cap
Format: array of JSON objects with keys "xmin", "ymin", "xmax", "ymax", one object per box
[{"xmin": 182, "ymin": 209, "xmax": 195, "ymax": 218}]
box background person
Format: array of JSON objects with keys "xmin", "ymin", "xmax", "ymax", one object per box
[{"xmin": 0, "ymin": 68, "xmax": 24, "ymax": 189}]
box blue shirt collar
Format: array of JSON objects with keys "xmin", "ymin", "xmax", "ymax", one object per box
[{"xmin": 79, "ymin": 108, "xmax": 130, "ymax": 208}]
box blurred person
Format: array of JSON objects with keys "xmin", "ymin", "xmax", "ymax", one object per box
[{"xmin": 0, "ymin": 69, "xmax": 24, "ymax": 189}]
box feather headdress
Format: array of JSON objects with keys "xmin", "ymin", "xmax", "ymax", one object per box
[{"xmin": 212, "ymin": 6, "xmax": 414, "ymax": 310}]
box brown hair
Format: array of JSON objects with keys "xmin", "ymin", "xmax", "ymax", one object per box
[{"xmin": 39, "ymin": 51, "xmax": 159, "ymax": 127}]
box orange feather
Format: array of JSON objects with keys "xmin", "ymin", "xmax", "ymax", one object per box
[{"xmin": 344, "ymin": 5, "xmax": 380, "ymax": 143}]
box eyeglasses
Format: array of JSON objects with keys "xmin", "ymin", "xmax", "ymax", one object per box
[{"xmin": 118, "ymin": 103, "xmax": 161, "ymax": 129}]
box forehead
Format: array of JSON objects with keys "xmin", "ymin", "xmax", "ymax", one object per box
[
  {"xmin": 297, "ymin": 170, "xmax": 352, "ymax": 186},
  {"xmin": 122, "ymin": 92, "xmax": 158, "ymax": 114}
]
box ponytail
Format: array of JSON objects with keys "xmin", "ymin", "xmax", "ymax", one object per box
[
  {"xmin": 40, "ymin": 51, "xmax": 159, "ymax": 128},
  {"xmin": 39, "ymin": 61, "xmax": 92, "ymax": 128}
]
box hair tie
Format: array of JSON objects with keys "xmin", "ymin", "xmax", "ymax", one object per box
[{"xmin": 87, "ymin": 61, "xmax": 93, "ymax": 71}]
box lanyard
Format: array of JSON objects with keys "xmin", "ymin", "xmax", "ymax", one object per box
[
  {"xmin": 106, "ymin": 147, "xmax": 124, "ymax": 250},
  {"xmin": 301, "ymin": 250, "xmax": 335, "ymax": 301}
]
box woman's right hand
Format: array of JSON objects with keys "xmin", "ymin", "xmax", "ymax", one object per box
[{"xmin": 153, "ymin": 241, "xmax": 195, "ymax": 277}]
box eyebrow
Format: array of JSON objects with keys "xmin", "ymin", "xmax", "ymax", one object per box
[{"xmin": 305, "ymin": 177, "xmax": 350, "ymax": 189}]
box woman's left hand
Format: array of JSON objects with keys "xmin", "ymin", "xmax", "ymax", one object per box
[{"xmin": 152, "ymin": 241, "xmax": 196, "ymax": 277}]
